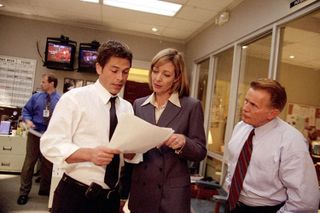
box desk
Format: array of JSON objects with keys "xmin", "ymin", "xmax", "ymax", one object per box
[{"xmin": 0, "ymin": 135, "xmax": 27, "ymax": 172}]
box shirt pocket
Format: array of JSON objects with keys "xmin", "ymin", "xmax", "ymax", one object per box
[{"xmin": 249, "ymin": 150, "xmax": 281, "ymax": 189}]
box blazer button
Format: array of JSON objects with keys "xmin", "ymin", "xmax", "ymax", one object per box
[
  {"xmin": 159, "ymin": 168, "xmax": 163, "ymax": 172},
  {"xmin": 158, "ymin": 184, "xmax": 162, "ymax": 189},
  {"xmin": 143, "ymin": 182, "xmax": 146, "ymax": 186}
]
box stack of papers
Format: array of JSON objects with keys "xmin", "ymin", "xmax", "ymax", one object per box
[{"xmin": 108, "ymin": 114, "xmax": 174, "ymax": 153}]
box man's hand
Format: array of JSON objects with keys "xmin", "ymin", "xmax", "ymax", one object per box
[
  {"xmin": 90, "ymin": 146, "xmax": 120, "ymax": 166},
  {"xmin": 25, "ymin": 120, "xmax": 35, "ymax": 129}
]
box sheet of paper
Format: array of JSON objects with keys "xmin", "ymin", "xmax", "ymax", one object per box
[
  {"xmin": 108, "ymin": 114, "xmax": 174, "ymax": 153},
  {"xmin": 28, "ymin": 128, "xmax": 43, "ymax": 138},
  {"xmin": 20, "ymin": 122, "xmax": 43, "ymax": 137}
]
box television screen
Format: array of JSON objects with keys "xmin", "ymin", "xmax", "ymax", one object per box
[
  {"xmin": 78, "ymin": 48, "xmax": 98, "ymax": 73},
  {"xmin": 47, "ymin": 43, "xmax": 72, "ymax": 63},
  {"xmin": 44, "ymin": 36, "xmax": 76, "ymax": 71},
  {"xmin": 78, "ymin": 41, "xmax": 100, "ymax": 73}
]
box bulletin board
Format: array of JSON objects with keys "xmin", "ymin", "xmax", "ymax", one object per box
[
  {"xmin": 0, "ymin": 55, "xmax": 36, "ymax": 107},
  {"xmin": 286, "ymin": 103, "xmax": 320, "ymax": 140}
]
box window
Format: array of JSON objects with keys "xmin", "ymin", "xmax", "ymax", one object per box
[
  {"xmin": 277, "ymin": 9, "xmax": 320, "ymax": 142},
  {"xmin": 196, "ymin": 59, "xmax": 210, "ymax": 111},
  {"xmin": 206, "ymin": 48, "xmax": 233, "ymax": 182},
  {"xmin": 235, "ymin": 34, "xmax": 272, "ymax": 123}
]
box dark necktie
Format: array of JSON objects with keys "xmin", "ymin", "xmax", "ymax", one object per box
[
  {"xmin": 44, "ymin": 93, "xmax": 51, "ymax": 125},
  {"xmin": 227, "ymin": 129, "xmax": 255, "ymax": 211},
  {"xmin": 104, "ymin": 97, "xmax": 120, "ymax": 188}
]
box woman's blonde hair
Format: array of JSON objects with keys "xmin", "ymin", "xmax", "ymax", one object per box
[{"xmin": 149, "ymin": 48, "xmax": 189, "ymax": 97}]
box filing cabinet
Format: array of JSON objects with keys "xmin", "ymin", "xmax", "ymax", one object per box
[{"xmin": 0, "ymin": 136, "xmax": 26, "ymax": 172}]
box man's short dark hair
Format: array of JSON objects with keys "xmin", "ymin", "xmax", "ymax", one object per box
[
  {"xmin": 43, "ymin": 73, "xmax": 58, "ymax": 88},
  {"xmin": 96, "ymin": 40, "xmax": 133, "ymax": 68}
]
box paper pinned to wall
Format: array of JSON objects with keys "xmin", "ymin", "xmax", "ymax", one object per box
[{"xmin": 108, "ymin": 114, "xmax": 174, "ymax": 153}]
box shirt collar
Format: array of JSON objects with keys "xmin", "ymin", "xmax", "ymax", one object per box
[
  {"xmin": 254, "ymin": 118, "xmax": 279, "ymax": 139},
  {"xmin": 142, "ymin": 92, "xmax": 181, "ymax": 108},
  {"xmin": 93, "ymin": 80, "xmax": 117, "ymax": 104}
]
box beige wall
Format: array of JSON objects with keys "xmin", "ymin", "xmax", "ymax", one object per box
[
  {"xmin": 185, "ymin": 0, "xmax": 318, "ymax": 63},
  {"xmin": 0, "ymin": 15, "xmax": 184, "ymax": 94},
  {"xmin": 279, "ymin": 63, "xmax": 320, "ymax": 106}
]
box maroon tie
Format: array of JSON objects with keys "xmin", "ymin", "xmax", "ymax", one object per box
[{"xmin": 227, "ymin": 129, "xmax": 255, "ymax": 211}]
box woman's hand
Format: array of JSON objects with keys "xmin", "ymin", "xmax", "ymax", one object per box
[{"xmin": 164, "ymin": 134, "xmax": 186, "ymax": 150}]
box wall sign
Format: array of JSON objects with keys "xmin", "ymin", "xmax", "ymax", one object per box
[{"xmin": 0, "ymin": 55, "xmax": 36, "ymax": 107}]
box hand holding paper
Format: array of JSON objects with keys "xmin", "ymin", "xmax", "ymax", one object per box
[
  {"xmin": 108, "ymin": 114, "xmax": 174, "ymax": 153},
  {"xmin": 20, "ymin": 122, "xmax": 43, "ymax": 137}
]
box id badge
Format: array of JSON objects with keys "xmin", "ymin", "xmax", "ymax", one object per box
[{"xmin": 43, "ymin": 109, "xmax": 50, "ymax": 118}]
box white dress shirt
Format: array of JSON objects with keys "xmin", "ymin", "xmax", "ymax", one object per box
[
  {"xmin": 40, "ymin": 80, "xmax": 133, "ymax": 189},
  {"xmin": 226, "ymin": 117, "xmax": 320, "ymax": 213}
]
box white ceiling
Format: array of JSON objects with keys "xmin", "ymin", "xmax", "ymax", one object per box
[{"xmin": 0, "ymin": 0, "xmax": 243, "ymax": 43}]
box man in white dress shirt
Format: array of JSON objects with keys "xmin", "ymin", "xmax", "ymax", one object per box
[
  {"xmin": 40, "ymin": 40, "xmax": 134, "ymax": 213},
  {"xmin": 226, "ymin": 78, "xmax": 319, "ymax": 213}
]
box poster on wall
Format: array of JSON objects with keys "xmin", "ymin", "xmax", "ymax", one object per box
[
  {"xmin": 286, "ymin": 103, "xmax": 320, "ymax": 140},
  {"xmin": 63, "ymin": 78, "xmax": 86, "ymax": 93},
  {"xmin": 0, "ymin": 55, "xmax": 36, "ymax": 107}
]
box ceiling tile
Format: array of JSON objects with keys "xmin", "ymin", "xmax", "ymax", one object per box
[
  {"xmin": 176, "ymin": 5, "xmax": 218, "ymax": 22},
  {"xmin": 186, "ymin": 0, "xmax": 234, "ymax": 10},
  {"xmin": 167, "ymin": 18, "xmax": 202, "ymax": 32},
  {"xmin": 0, "ymin": 0, "xmax": 245, "ymax": 42}
]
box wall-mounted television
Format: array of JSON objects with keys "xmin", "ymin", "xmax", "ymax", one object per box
[
  {"xmin": 44, "ymin": 36, "xmax": 77, "ymax": 71},
  {"xmin": 78, "ymin": 41, "xmax": 100, "ymax": 73}
]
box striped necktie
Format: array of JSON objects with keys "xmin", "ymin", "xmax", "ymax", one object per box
[
  {"xmin": 227, "ymin": 129, "xmax": 255, "ymax": 211},
  {"xmin": 104, "ymin": 97, "xmax": 120, "ymax": 188}
]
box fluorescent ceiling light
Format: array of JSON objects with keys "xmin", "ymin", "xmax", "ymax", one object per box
[
  {"xmin": 152, "ymin": 27, "xmax": 158, "ymax": 32},
  {"xmin": 80, "ymin": 0, "xmax": 99, "ymax": 3},
  {"xmin": 103, "ymin": 0, "xmax": 182, "ymax": 16}
]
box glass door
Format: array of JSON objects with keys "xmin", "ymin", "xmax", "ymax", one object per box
[
  {"xmin": 205, "ymin": 48, "xmax": 233, "ymax": 182},
  {"xmin": 276, "ymin": 9, "xmax": 320, "ymax": 184},
  {"xmin": 234, "ymin": 34, "xmax": 272, "ymax": 123}
]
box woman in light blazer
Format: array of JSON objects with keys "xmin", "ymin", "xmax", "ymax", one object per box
[{"xmin": 128, "ymin": 48, "xmax": 207, "ymax": 213}]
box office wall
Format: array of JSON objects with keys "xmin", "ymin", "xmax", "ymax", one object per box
[{"xmin": 0, "ymin": 15, "xmax": 184, "ymax": 93}]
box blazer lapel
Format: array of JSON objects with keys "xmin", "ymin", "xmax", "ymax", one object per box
[
  {"xmin": 157, "ymin": 101, "xmax": 181, "ymax": 127},
  {"xmin": 141, "ymin": 103, "xmax": 156, "ymax": 125}
]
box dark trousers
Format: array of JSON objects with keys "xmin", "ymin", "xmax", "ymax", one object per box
[
  {"xmin": 228, "ymin": 202, "xmax": 284, "ymax": 213},
  {"xmin": 51, "ymin": 174, "xmax": 120, "ymax": 213},
  {"xmin": 19, "ymin": 133, "xmax": 53, "ymax": 195}
]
